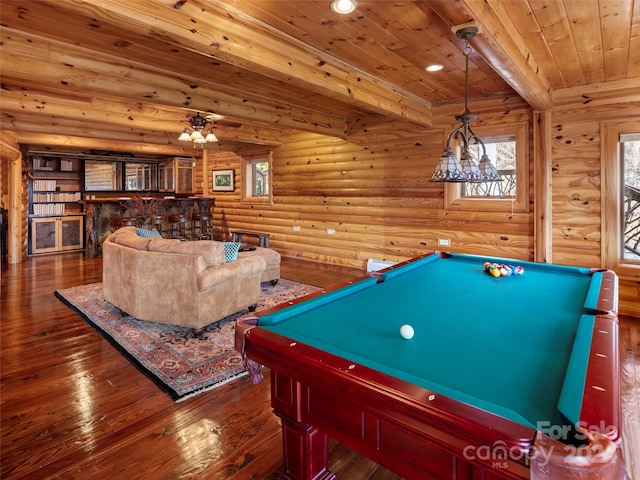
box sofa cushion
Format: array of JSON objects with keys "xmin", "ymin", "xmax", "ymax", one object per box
[
  {"xmin": 112, "ymin": 230, "xmax": 153, "ymax": 251},
  {"xmin": 147, "ymin": 239, "xmax": 224, "ymax": 267},
  {"xmin": 198, "ymin": 256, "xmax": 266, "ymax": 291},
  {"xmin": 223, "ymin": 242, "xmax": 240, "ymax": 262},
  {"xmin": 136, "ymin": 227, "xmax": 162, "ymax": 238}
]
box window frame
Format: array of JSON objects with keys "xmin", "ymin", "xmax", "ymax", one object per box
[
  {"xmin": 602, "ymin": 118, "xmax": 640, "ymax": 276},
  {"xmin": 444, "ymin": 122, "xmax": 529, "ymax": 213},
  {"xmin": 241, "ymin": 151, "xmax": 273, "ymax": 205}
]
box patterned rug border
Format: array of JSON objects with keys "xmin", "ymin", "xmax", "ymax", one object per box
[{"xmin": 54, "ymin": 279, "xmax": 320, "ymax": 402}]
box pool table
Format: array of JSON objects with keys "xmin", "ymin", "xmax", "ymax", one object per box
[{"xmin": 236, "ymin": 252, "xmax": 620, "ymax": 480}]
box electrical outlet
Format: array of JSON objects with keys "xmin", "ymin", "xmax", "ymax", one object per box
[
  {"xmin": 327, "ymin": 229, "xmax": 336, "ymax": 235},
  {"xmin": 292, "ymin": 225, "xmax": 301, "ymax": 232},
  {"xmin": 438, "ymin": 238, "xmax": 450, "ymax": 247}
]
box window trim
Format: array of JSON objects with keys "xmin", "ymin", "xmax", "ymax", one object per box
[
  {"xmin": 444, "ymin": 122, "xmax": 529, "ymax": 213},
  {"xmin": 241, "ymin": 151, "xmax": 273, "ymax": 205},
  {"xmin": 601, "ymin": 118, "xmax": 640, "ymax": 276}
]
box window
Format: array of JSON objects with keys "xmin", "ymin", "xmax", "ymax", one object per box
[
  {"xmin": 462, "ymin": 136, "xmax": 517, "ymax": 197},
  {"xmin": 602, "ymin": 118, "xmax": 640, "ymax": 274},
  {"xmin": 445, "ymin": 123, "xmax": 528, "ymax": 213},
  {"xmin": 621, "ymin": 133, "xmax": 640, "ymax": 262},
  {"xmin": 242, "ymin": 152, "xmax": 273, "ymax": 204}
]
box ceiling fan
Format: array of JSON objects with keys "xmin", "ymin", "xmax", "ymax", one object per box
[{"xmin": 205, "ymin": 113, "xmax": 242, "ymax": 128}]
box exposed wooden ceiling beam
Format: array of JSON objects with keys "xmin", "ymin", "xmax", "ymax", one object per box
[
  {"xmin": 15, "ymin": 132, "xmax": 198, "ymax": 156},
  {"xmin": 427, "ymin": 0, "xmax": 554, "ymax": 111},
  {"xmin": 71, "ymin": 0, "xmax": 433, "ymax": 127},
  {"xmin": 1, "ymin": 28, "xmax": 346, "ymax": 138},
  {"xmin": 1, "ymin": 88, "xmax": 283, "ymax": 146}
]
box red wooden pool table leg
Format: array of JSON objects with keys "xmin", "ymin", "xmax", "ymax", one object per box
[
  {"xmin": 271, "ymin": 370, "xmax": 336, "ymax": 480},
  {"xmin": 275, "ymin": 411, "xmax": 336, "ymax": 480}
]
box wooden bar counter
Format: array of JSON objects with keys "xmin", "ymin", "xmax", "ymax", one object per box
[{"xmin": 83, "ymin": 197, "xmax": 203, "ymax": 258}]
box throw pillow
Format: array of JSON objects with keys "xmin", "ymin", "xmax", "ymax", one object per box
[
  {"xmin": 136, "ymin": 227, "xmax": 162, "ymax": 238},
  {"xmin": 223, "ymin": 242, "xmax": 240, "ymax": 263}
]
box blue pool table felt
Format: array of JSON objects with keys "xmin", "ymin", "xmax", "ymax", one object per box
[{"xmin": 259, "ymin": 254, "xmax": 598, "ymax": 429}]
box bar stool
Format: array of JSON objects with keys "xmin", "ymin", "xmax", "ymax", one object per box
[
  {"xmin": 112, "ymin": 201, "xmax": 139, "ymax": 230},
  {"xmin": 168, "ymin": 199, "xmax": 194, "ymax": 241},
  {"xmin": 192, "ymin": 198, "xmax": 215, "ymax": 240},
  {"xmin": 150, "ymin": 200, "xmax": 170, "ymax": 238}
]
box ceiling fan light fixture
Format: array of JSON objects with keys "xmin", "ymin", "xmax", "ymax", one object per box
[
  {"xmin": 178, "ymin": 129, "xmax": 191, "ymax": 142},
  {"xmin": 331, "ymin": 0, "xmax": 356, "ymax": 14},
  {"xmin": 179, "ymin": 112, "xmax": 219, "ymax": 147},
  {"xmin": 205, "ymin": 131, "xmax": 218, "ymax": 142}
]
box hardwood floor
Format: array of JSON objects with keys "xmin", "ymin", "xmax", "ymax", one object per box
[{"xmin": 1, "ymin": 253, "xmax": 639, "ymax": 480}]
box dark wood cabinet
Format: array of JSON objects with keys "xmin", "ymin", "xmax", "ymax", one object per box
[{"xmin": 29, "ymin": 216, "xmax": 84, "ymax": 254}]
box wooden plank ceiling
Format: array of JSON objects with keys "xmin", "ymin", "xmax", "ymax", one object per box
[{"xmin": 1, "ymin": 0, "xmax": 638, "ymax": 152}]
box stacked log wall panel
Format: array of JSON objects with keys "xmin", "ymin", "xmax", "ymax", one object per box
[
  {"xmin": 209, "ymin": 105, "xmax": 534, "ymax": 268},
  {"xmin": 548, "ymin": 118, "xmax": 602, "ymax": 267},
  {"xmin": 551, "ymin": 100, "xmax": 640, "ymax": 315}
]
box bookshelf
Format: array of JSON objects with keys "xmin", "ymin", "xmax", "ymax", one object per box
[{"xmin": 28, "ymin": 152, "xmax": 84, "ymax": 254}]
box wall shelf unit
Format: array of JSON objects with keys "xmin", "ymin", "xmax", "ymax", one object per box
[{"xmin": 28, "ymin": 151, "xmax": 84, "ymax": 255}]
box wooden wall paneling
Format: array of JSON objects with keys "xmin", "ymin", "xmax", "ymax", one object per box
[
  {"xmin": 0, "ymin": 133, "xmax": 26, "ymax": 264},
  {"xmin": 207, "ymin": 101, "xmax": 537, "ymax": 268},
  {"xmin": 601, "ymin": 120, "xmax": 624, "ymax": 270},
  {"xmin": 193, "ymin": 155, "xmax": 204, "ymax": 194},
  {"xmin": 534, "ymin": 111, "xmax": 552, "ymax": 263},
  {"xmin": 549, "ymin": 118, "xmax": 603, "ymax": 267},
  {"xmin": 551, "ymin": 94, "xmax": 640, "ymax": 314}
]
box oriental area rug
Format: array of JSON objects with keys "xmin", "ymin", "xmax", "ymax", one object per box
[{"xmin": 55, "ymin": 279, "xmax": 320, "ymax": 402}]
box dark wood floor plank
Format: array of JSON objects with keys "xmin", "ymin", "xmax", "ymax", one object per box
[{"xmin": 1, "ymin": 253, "xmax": 638, "ymax": 480}]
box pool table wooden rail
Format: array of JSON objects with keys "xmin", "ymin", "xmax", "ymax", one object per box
[
  {"xmin": 236, "ymin": 253, "xmax": 621, "ymax": 479},
  {"xmin": 243, "ymin": 326, "xmax": 535, "ymax": 479}
]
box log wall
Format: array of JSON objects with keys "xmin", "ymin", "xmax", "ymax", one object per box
[
  {"xmin": 0, "ymin": 131, "xmax": 27, "ymax": 263},
  {"xmin": 551, "ymin": 97, "xmax": 640, "ymax": 315},
  {"xmin": 209, "ymin": 96, "xmax": 535, "ymax": 269},
  {"xmin": 207, "ymin": 93, "xmax": 640, "ymax": 314}
]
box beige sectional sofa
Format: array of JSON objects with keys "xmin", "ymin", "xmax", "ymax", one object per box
[
  {"xmin": 102, "ymin": 227, "xmax": 268, "ymax": 335},
  {"xmin": 238, "ymin": 246, "xmax": 281, "ymax": 285}
]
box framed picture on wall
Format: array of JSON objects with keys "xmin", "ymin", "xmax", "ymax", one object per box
[{"xmin": 212, "ymin": 169, "xmax": 234, "ymax": 192}]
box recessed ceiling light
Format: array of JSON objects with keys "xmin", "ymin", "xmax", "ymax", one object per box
[
  {"xmin": 331, "ymin": 0, "xmax": 357, "ymax": 14},
  {"xmin": 426, "ymin": 64, "xmax": 444, "ymax": 72}
]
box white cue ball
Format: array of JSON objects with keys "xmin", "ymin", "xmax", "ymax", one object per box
[{"xmin": 399, "ymin": 324, "xmax": 414, "ymax": 340}]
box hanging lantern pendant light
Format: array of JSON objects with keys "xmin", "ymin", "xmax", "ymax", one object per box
[{"xmin": 430, "ymin": 26, "xmax": 501, "ymax": 183}]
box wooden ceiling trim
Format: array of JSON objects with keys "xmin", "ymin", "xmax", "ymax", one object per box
[
  {"xmin": 74, "ymin": 0, "xmax": 433, "ymax": 127},
  {"xmin": 552, "ymin": 78, "xmax": 640, "ymax": 108},
  {"xmin": 427, "ymin": 0, "xmax": 553, "ymax": 111}
]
